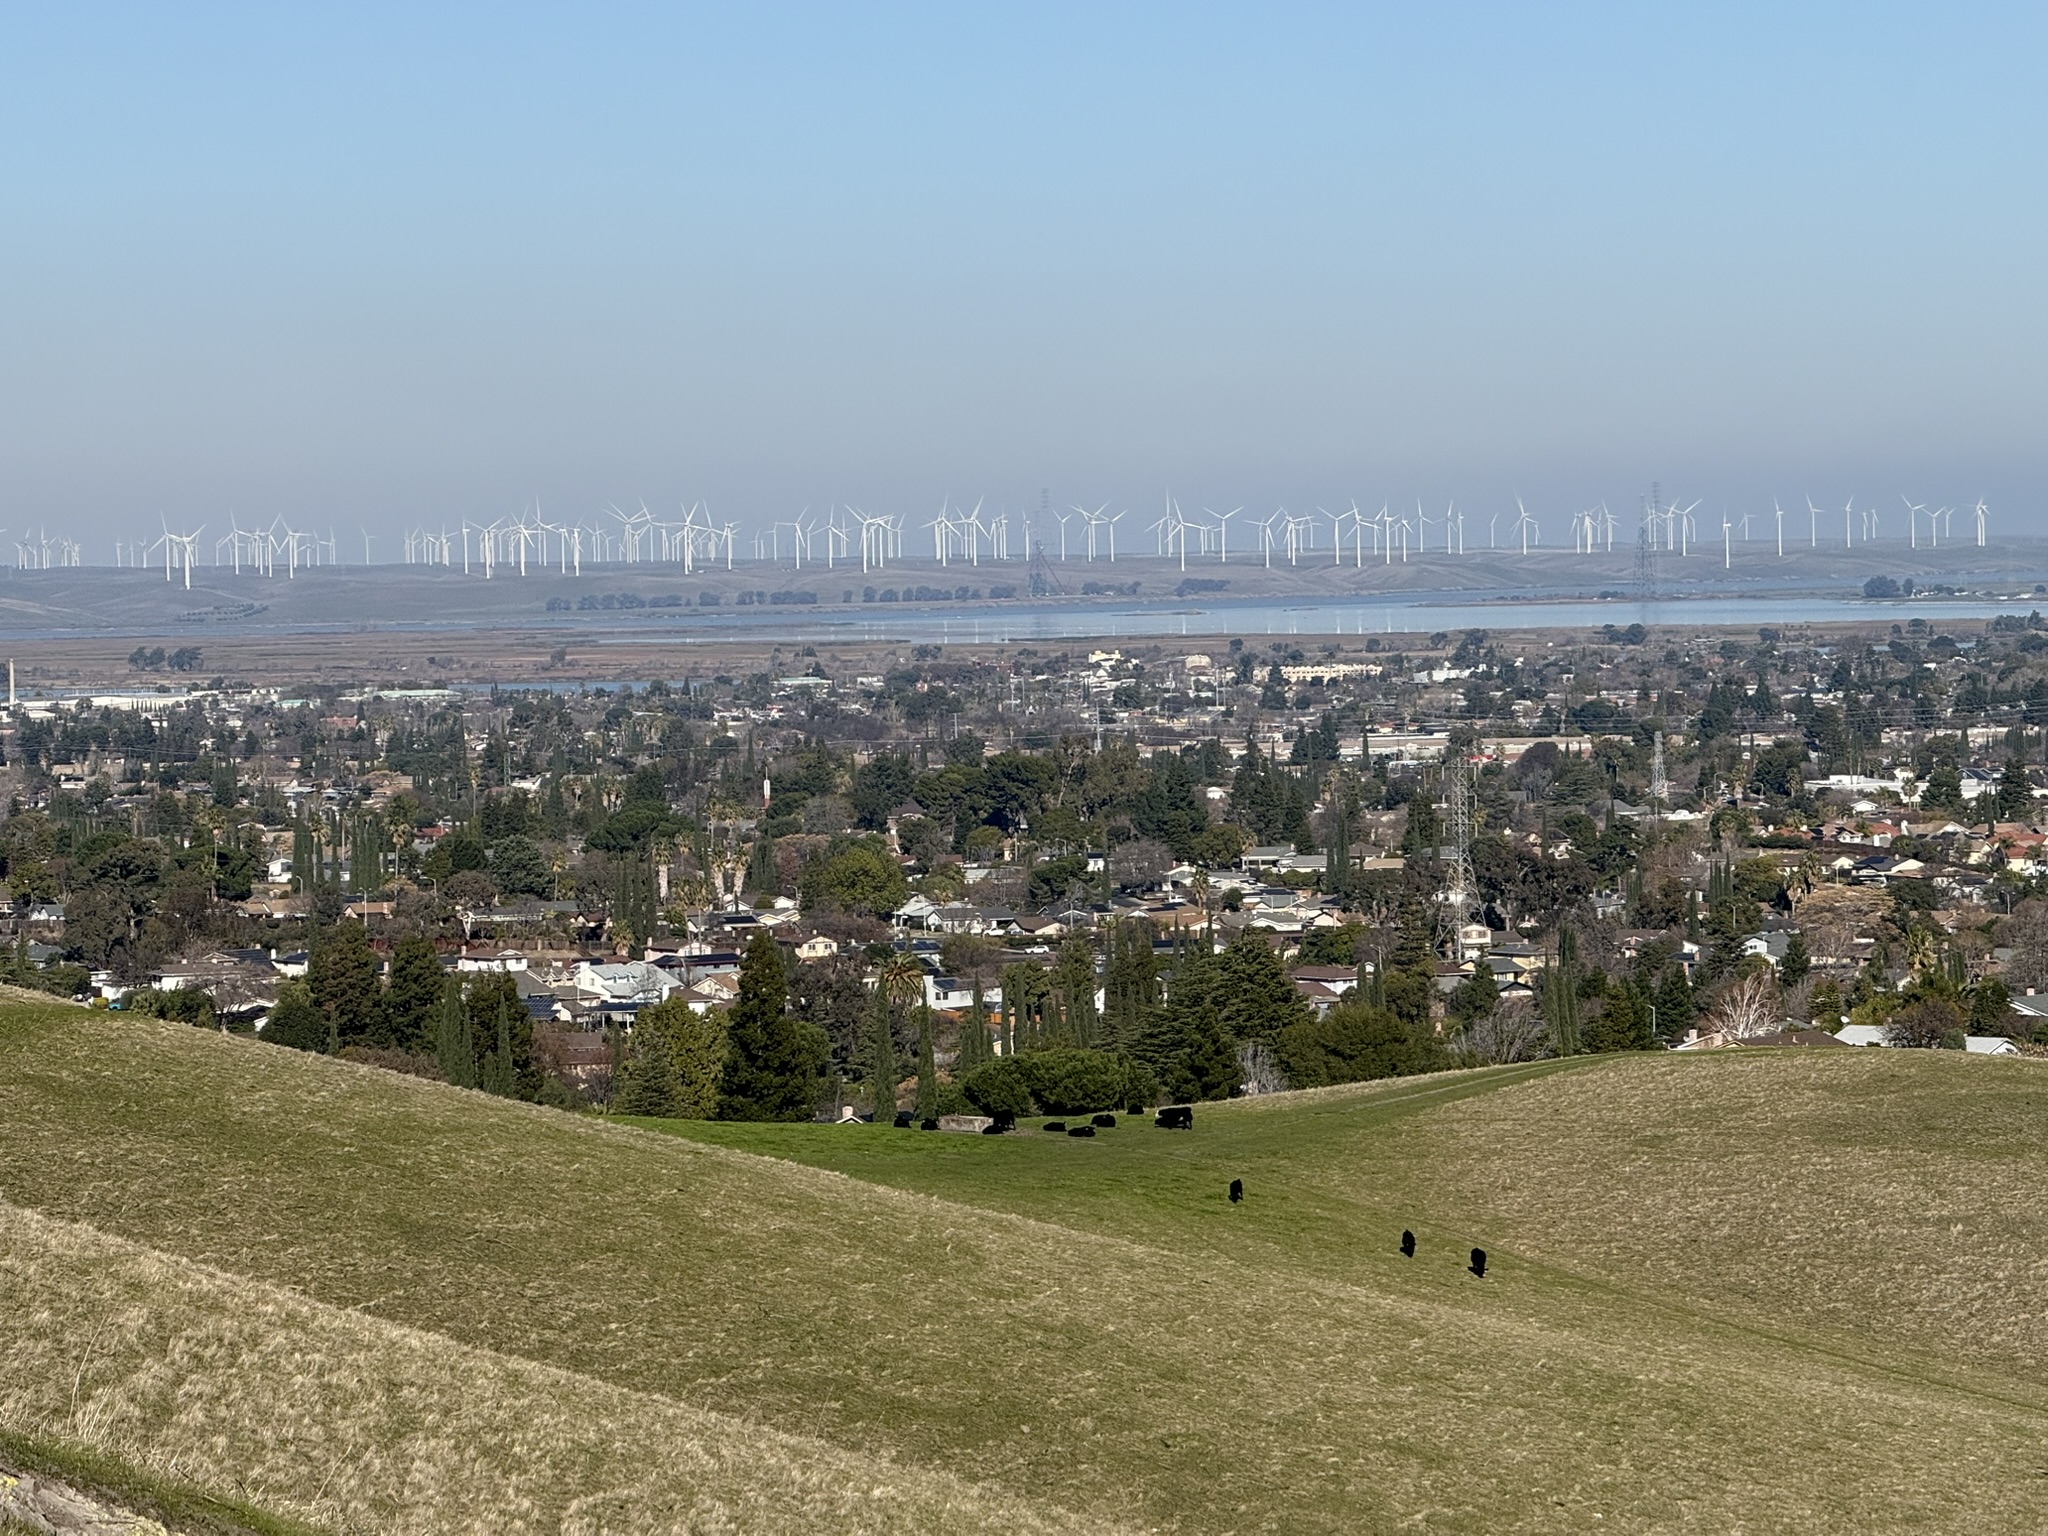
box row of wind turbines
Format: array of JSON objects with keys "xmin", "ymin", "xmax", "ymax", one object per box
[
  {"xmin": 403, "ymin": 503, "xmax": 741, "ymax": 578},
  {"xmin": 96, "ymin": 491, "xmax": 1993, "ymax": 588}
]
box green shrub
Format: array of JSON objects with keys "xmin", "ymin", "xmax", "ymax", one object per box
[
  {"xmin": 1016, "ymin": 1047, "xmax": 1136, "ymax": 1116},
  {"xmin": 960, "ymin": 1058, "xmax": 1032, "ymax": 1117}
]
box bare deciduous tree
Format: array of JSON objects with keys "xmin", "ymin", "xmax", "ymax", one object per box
[
  {"xmin": 1702, "ymin": 969, "xmax": 1780, "ymax": 1041},
  {"xmin": 1458, "ymin": 998, "xmax": 1547, "ymax": 1064}
]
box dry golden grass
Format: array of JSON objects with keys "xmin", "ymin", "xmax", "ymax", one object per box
[
  {"xmin": 1382, "ymin": 1049, "xmax": 2048, "ymax": 1379},
  {"xmin": 0, "ymin": 1200, "xmax": 1100, "ymax": 1535},
  {"xmin": 7, "ymin": 1007, "xmax": 2048, "ymax": 1532}
]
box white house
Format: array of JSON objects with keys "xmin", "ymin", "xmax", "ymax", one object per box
[{"xmin": 572, "ymin": 960, "xmax": 681, "ymax": 1010}]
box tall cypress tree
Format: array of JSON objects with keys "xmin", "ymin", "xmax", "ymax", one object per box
[
  {"xmin": 957, "ymin": 977, "xmax": 992, "ymax": 1071},
  {"xmin": 868, "ymin": 985, "xmax": 897, "ymax": 1118},
  {"xmin": 479, "ymin": 997, "xmax": 516, "ymax": 1097},
  {"xmin": 432, "ymin": 974, "xmax": 476, "ymax": 1087},
  {"xmin": 1053, "ymin": 936, "xmax": 1098, "ymax": 1047},
  {"xmin": 716, "ymin": 930, "xmax": 829, "ymax": 1121},
  {"xmin": 1544, "ymin": 926, "xmax": 1582, "ymax": 1056},
  {"xmin": 914, "ymin": 1004, "xmax": 940, "ymax": 1121}
]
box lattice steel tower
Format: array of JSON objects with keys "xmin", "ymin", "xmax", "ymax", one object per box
[{"xmin": 1438, "ymin": 755, "xmax": 1480, "ymax": 955}]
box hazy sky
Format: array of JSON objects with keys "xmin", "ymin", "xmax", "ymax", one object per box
[{"xmin": 4, "ymin": 3, "xmax": 2043, "ymax": 550}]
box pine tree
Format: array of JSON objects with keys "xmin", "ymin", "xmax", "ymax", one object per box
[
  {"xmin": 716, "ymin": 930, "xmax": 829, "ymax": 1121},
  {"xmin": 1136, "ymin": 946, "xmax": 1242, "ymax": 1101},
  {"xmin": 431, "ymin": 974, "xmax": 476, "ymax": 1087},
  {"xmin": 1215, "ymin": 929, "xmax": 1311, "ymax": 1043},
  {"xmin": 1996, "ymin": 757, "xmax": 2034, "ymax": 822},
  {"xmin": 1780, "ymin": 931, "xmax": 1812, "ymax": 986},
  {"xmin": 1655, "ymin": 963, "xmax": 1694, "ymax": 1043}
]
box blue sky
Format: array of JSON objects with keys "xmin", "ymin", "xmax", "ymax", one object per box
[{"xmin": 3, "ymin": 4, "xmax": 2042, "ymax": 548}]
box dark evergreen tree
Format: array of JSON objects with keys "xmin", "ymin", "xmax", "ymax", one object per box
[
  {"xmin": 957, "ymin": 976, "xmax": 993, "ymax": 1071},
  {"xmin": 1101, "ymin": 921, "xmax": 1161, "ymax": 1051},
  {"xmin": 1214, "ymin": 929, "xmax": 1311, "ymax": 1043},
  {"xmin": 1136, "ymin": 947, "xmax": 1242, "ymax": 1101},
  {"xmin": 1275, "ymin": 999, "xmax": 1446, "ymax": 1087},
  {"xmin": 1542, "ymin": 926, "xmax": 1582, "ymax": 1056},
  {"xmin": 477, "ymin": 998, "xmax": 517, "ymax": 1096},
  {"xmin": 1052, "ymin": 935, "xmax": 1099, "ymax": 1047},
  {"xmin": 264, "ymin": 981, "xmax": 328, "ymax": 1052},
  {"xmin": 1779, "ymin": 931, "xmax": 1811, "ymax": 986},
  {"xmin": 381, "ymin": 933, "xmax": 443, "ymax": 1052},
  {"xmin": 308, "ymin": 920, "xmax": 381, "ymax": 1050},
  {"xmin": 1996, "ymin": 757, "xmax": 2034, "ymax": 822},
  {"xmin": 868, "ymin": 985, "xmax": 897, "ymax": 1117},
  {"xmin": 1582, "ymin": 978, "xmax": 1655, "ymax": 1052},
  {"xmin": 1654, "ymin": 963, "xmax": 1694, "ymax": 1043},
  {"xmin": 431, "ymin": 973, "xmax": 475, "ymax": 1087},
  {"xmin": 463, "ymin": 972, "xmax": 539, "ymax": 1098},
  {"xmin": 914, "ymin": 1005, "xmax": 940, "ymax": 1121},
  {"xmin": 716, "ymin": 930, "xmax": 828, "ymax": 1121}
]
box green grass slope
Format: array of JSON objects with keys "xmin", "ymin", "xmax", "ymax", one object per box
[{"xmin": 4, "ymin": 1005, "xmax": 2047, "ymax": 1533}]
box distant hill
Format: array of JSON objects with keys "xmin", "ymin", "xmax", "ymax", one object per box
[{"xmin": 4, "ymin": 1007, "xmax": 2047, "ymax": 1532}]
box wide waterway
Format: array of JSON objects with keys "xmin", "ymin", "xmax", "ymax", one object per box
[{"xmin": 566, "ymin": 591, "xmax": 2044, "ymax": 644}]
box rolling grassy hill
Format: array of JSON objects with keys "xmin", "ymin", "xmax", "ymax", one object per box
[{"xmin": 5, "ymin": 1003, "xmax": 2048, "ymax": 1532}]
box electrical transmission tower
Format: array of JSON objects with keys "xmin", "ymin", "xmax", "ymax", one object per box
[
  {"xmin": 1636, "ymin": 481, "xmax": 1662, "ymax": 598},
  {"xmin": 1649, "ymin": 730, "xmax": 1669, "ymax": 824},
  {"xmin": 1437, "ymin": 755, "xmax": 1480, "ymax": 957}
]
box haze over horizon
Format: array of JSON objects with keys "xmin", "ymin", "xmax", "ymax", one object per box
[{"xmin": 4, "ymin": 4, "xmax": 2043, "ymax": 552}]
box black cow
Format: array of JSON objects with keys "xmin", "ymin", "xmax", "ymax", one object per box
[
  {"xmin": 1068, "ymin": 1124, "xmax": 1096, "ymax": 1137},
  {"xmin": 1228, "ymin": 1178, "xmax": 1243, "ymax": 1203},
  {"xmin": 1469, "ymin": 1247, "xmax": 1488, "ymax": 1279},
  {"xmin": 1092, "ymin": 1113, "xmax": 1117, "ymax": 1129},
  {"xmin": 920, "ymin": 1118, "xmax": 940, "ymax": 1131},
  {"xmin": 991, "ymin": 1110, "xmax": 1016, "ymax": 1132},
  {"xmin": 1154, "ymin": 1105, "xmax": 1195, "ymax": 1130},
  {"xmin": 892, "ymin": 1111, "xmax": 914, "ymax": 1129},
  {"xmin": 1043, "ymin": 1121, "xmax": 1067, "ymax": 1133},
  {"xmin": 1400, "ymin": 1229, "xmax": 1416, "ymax": 1259}
]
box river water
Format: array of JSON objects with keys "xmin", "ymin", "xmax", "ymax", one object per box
[{"xmin": 620, "ymin": 592, "xmax": 2044, "ymax": 645}]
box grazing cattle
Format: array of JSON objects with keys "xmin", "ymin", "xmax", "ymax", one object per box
[
  {"xmin": 1154, "ymin": 1105, "xmax": 1195, "ymax": 1130},
  {"xmin": 1092, "ymin": 1113, "xmax": 1116, "ymax": 1129},
  {"xmin": 1469, "ymin": 1247, "xmax": 1488, "ymax": 1279},
  {"xmin": 1228, "ymin": 1178, "xmax": 1243, "ymax": 1203},
  {"xmin": 920, "ymin": 1118, "xmax": 939, "ymax": 1131},
  {"xmin": 1043, "ymin": 1121, "xmax": 1067, "ymax": 1133},
  {"xmin": 1400, "ymin": 1230, "xmax": 1416, "ymax": 1259},
  {"xmin": 893, "ymin": 1111, "xmax": 914, "ymax": 1129},
  {"xmin": 1068, "ymin": 1125, "xmax": 1096, "ymax": 1137},
  {"xmin": 991, "ymin": 1110, "xmax": 1016, "ymax": 1132}
]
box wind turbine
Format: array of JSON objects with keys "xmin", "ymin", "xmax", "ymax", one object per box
[
  {"xmin": 1773, "ymin": 500, "xmax": 1785, "ymax": 557},
  {"xmin": 1974, "ymin": 499, "xmax": 1989, "ymax": 547},
  {"xmin": 1903, "ymin": 495, "xmax": 1927, "ymax": 549},
  {"xmin": 1513, "ymin": 498, "xmax": 1538, "ymax": 556}
]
